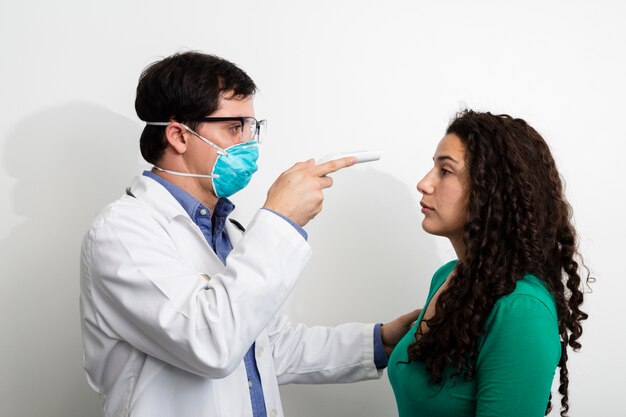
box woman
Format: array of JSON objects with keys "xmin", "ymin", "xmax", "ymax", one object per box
[{"xmin": 388, "ymin": 110, "xmax": 590, "ymax": 417}]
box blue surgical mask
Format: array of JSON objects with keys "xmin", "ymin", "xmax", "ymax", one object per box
[
  {"xmin": 210, "ymin": 141, "xmax": 259, "ymax": 197},
  {"xmin": 148, "ymin": 122, "xmax": 259, "ymax": 198}
]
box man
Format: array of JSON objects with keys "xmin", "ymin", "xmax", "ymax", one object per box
[{"xmin": 80, "ymin": 51, "xmax": 418, "ymax": 417}]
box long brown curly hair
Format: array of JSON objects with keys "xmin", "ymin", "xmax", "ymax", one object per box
[{"xmin": 406, "ymin": 110, "xmax": 591, "ymax": 416}]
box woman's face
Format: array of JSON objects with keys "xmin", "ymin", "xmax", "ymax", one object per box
[{"xmin": 417, "ymin": 133, "xmax": 469, "ymax": 251}]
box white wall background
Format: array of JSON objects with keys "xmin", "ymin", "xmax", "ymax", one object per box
[{"xmin": 1, "ymin": 1, "xmax": 624, "ymax": 416}]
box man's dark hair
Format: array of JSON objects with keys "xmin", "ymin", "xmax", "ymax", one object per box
[{"xmin": 135, "ymin": 51, "xmax": 257, "ymax": 164}]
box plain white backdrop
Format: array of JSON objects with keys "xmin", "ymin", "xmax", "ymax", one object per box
[{"xmin": 1, "ymin": 1, "xmax": 624, "ymax": 416}]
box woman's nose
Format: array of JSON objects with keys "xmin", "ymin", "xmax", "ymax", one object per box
[{"xmin": 417, "ymin": 172, "xmax": 434, "ymax": 195}]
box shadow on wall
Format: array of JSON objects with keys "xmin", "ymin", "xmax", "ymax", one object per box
[
  {"xmin": 0, "ymin": 102, "xmax": 142, "ymax": 417},
  {"xmin": 281, "ymin": 166, "xmax": 444, "ymax": 417}
]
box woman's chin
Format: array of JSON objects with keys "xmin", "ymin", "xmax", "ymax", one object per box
[{"xmin": 421, "ymin": 221, "xmax": 439, "ymax": 236}]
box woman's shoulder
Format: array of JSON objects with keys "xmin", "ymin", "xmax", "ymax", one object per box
[
  {"xmin": 480, "ymin": 274, "xmax": 561, "ymax": 364},
  {"xmin": 491, "ymin": 274, "xmax": 558, "ymax": 322}
]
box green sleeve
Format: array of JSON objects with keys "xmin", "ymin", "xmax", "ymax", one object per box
[{"xmin": 475, "ymin": 294, "xmax": 561, "ymax": 417}]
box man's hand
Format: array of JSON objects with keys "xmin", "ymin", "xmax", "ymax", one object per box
[
  {"xmin": 263, "ymin": 157, "xmax": 356, "ymax": 226},
  {"xmin": 380, "ymin": 308, "xmax": 422, "ymax": 357}
]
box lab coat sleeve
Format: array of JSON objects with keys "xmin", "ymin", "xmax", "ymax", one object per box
[
  {"xmin": 82, "ymin": 204, "xmax": 311, "ymax": 379},
  {"xmin": 267, "ymin": 314, "xmax": 383, "ymax": 385}
]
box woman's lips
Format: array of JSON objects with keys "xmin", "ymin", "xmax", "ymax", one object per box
[{"xmin": 420, "ymin": 201, "xmax": 433, "ymax": 213}]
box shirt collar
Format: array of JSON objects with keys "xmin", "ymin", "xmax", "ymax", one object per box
[{"xmin": 142, "ymin": 170, "xmax": 235, "ymax": 221}]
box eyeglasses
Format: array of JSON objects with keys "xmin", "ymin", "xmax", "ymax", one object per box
[{"xmin": 192, "ymin": 117, "xmax": 267, "ymax": 144}]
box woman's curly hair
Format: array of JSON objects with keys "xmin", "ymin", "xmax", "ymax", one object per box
[{"xmin": 406, "ymin": 109, "xmax": 591, "ymax": 416}]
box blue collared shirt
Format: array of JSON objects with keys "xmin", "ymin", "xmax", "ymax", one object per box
[{"xmin": 142, "ymin": 170, "xmax": 387, "ymax": 417}]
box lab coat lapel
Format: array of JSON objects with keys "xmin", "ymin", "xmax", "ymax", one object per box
[
  {"xmin": 225, "ymin": 217, "xmax": 244, "ymax": 247},
  {"xmin": 173, "ymin": 214, "xmax": 225, "ymax": 274},
  {"xmin": 130, "ymin": 175, "xmax": 226, "ymax": 275}
]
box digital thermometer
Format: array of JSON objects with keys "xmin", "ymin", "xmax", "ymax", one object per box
[{"xmin": 316, "ymin": 150, "xmax": 381, "ymax": 165}]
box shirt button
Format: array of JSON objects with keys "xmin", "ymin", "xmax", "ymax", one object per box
[
  {"xmin": 248, "ymin": 380, "xmax": 253, "ymax": 388},
  {"xmin": 200, "ymin": 208, "xmax": 208, "ymax": 216},
  {"xmin": 270, "ymin": 410, "xmax": 278, "ymax": 417}
]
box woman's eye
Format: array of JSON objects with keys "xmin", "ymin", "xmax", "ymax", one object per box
[
  {"xmin": 229, "ymin": 124, "xmax": 242, "ymax": 134},
  {"xmin": 441, "ymin": 168, "xmax": 451, "ymax": 176}
]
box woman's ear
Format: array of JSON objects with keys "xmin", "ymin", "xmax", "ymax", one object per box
[{"xmin": 164, "ymin": 122, "xmax": 189, "ymax": 154}]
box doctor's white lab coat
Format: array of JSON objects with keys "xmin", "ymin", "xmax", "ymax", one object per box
[{"xmin": 79, "ymin": 175, "xmax": 381, "ymax": 417}]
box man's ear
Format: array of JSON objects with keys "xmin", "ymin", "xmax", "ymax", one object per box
[{"xmin": 164, "ymin": 123, "xmax": 189, "ymax": 154}]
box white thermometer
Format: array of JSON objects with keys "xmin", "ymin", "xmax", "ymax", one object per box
[{"xmin": 316, "ymin": 150, "xmax": 381, "ymax": 165}]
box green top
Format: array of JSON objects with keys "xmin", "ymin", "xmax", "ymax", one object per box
[{"xmin": 388, "ymin": 261, "xmax": 561, "ymax": 417}]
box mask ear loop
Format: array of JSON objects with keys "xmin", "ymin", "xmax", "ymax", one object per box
[
  {"xmin": 180, "ymin": 124, "xmax": 229, "ymax": 156},
  {"xmin": 145, "ymin": 121, "xmax": 229, "ymax": 156},
  {"xmin": 145, "ymin": 122, "xmax": 222, "ymax": 179},
  {"xmin": 152, "ymin": 166, "xmax": 218, "ymax": 179}
]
